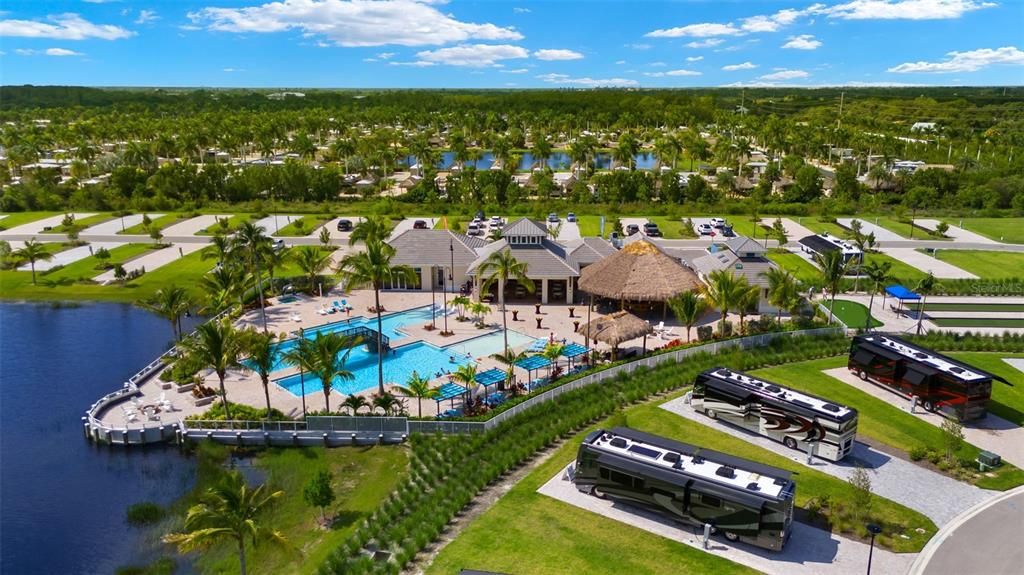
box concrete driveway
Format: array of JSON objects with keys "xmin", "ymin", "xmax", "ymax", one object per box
[
  {"xmin": 0, "ymin": 213, "xmax": 96, "ymax": 236},
  {"xmin": 838, "ymin": 218, "xmax": 904, "ymax": 241},
  {"xmin": 916, "ymin": 219, "xmax": 997, "ymax": 244},
  {"xmin": 161, "ymin": 215, "xmax": 230, "ymax": 237},
  {"xmin": 389, "ymin": 217, "xmax": 437, "ymax": 239},
  {"xmin": 551, "ymin": 220, "xmax": 581, "ymax": 241},
  {"xmin": 253, "ymin": 215, "xmax": 298, "ymax": 235},
  {"xmin": 880, "ymin": 248, "xmax": 977, "ymax": 279},
  {"xmin": 93, "ymin": 243, "xmax": 207, "ymax": 283},
  {"xmin": 764, "ymin": 218, "xmax": 817, "ymax": 243},
  {"xmin": 321, "ymin": 216, "xmax": 364, "ymax": 241},
  {"xmin": 81, "ymin": 213, "xmax": 162, "ymax": 235},
  {"xmin": 19, "ymin": 241, "xmax": 124, "ymax": 272}
]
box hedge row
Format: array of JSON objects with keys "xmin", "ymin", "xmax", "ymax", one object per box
[{"xmin": 906, "ymin": 331, "xmax": 1024, "ymax": 353}]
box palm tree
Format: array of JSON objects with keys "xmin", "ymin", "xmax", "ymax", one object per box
[
  {"xmin": 451, "ymin": 362, "xmax": 478, "ymax": 389},
  {"xmin": 469, "ymin": 301, "xmax": 491, "ymax": 325},
  {"xmin": 451, "ymin": 295, "xmax": 471, "ymax": 320},
  {"xmin": 282, "ymin": 332, "xmax": 359, "ymax": 413},
  {"xmin": 347, "ymin": 216, "xmax": 392, "ymax": 246},
  {"xmin": 814, "ymin": 250, "xmax": 855, "ymax": 325},
  {"xmin": 667, "ymin": 291, "xmax": 705, "ymax": 342},
  {"xmin": 139, "ymin": 286, "xmax": 192, "ymax": 342},
  {"xmin": 861, "ymin": 260, "xmax": 894, "ymax": 331},
  {"xmin": 292, "ymin": 246, "xmax": 332, "ymax": 294},
  {"xmin": 199, "ymin": 265, "xmax": 249, "ymax": 314},
  {"xmin": 372, "ymin": 392, "xmax": 402, "ymax": 416},
  {"xmin": 702, "ymin": 269, "xmax": 743, "ymax": 336},
  {"xmin": 914, "ymin": 273, "xmax": 938, "ymax": 335},
  {"xmin": 233, "ymin": 221, "xmax": 273, "ymax": 331},
  {"xmin": 181, "ymin": 319, "xmax": 245, "ymax": 419},
  {"xmin": 762, "ymin": 268, "xmax": 800, "ymax": 325},
  {"xmin": 163, "ymin": 471, "xmax": 286, "ymax": 575},
  {"xmin": 541, "ymin": 343, "xmax": 564, "ymax": 378},
  {"xmin": 13, "ymin": 238, "xmax": 53, "ymax": 284},
  {"xmin": 479, "ymin": 250, "xmax": 533, "ymax": 355},
  {"xmin": 241, "ymin": 330, "xmax": 277, "ymax": 417},
  {"xmin": 493, "ymin": 348, "xmax": 527, "ymax": 394},
  {"xmin": 341, "ymin": 394, "xmax": 369, "ymax": 415},
  {"xmin": 394, "ymin": 371, "xmax": 438, "ymax": 418},
  {"xmin": 735, "ymin": 282, "xmax": 761, "ymax": 334},
  {"xmin": 337, "ymin": 239, "xmax": 417, "ymax": 395}
]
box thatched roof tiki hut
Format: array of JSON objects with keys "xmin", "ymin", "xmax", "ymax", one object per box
[{"xmin": 577, "ymin": 310, "xmax": 654, "ymax": 359}]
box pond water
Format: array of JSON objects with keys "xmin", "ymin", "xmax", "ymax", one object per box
[{"xmin": 0, "ymin": 302, "xmax": 201, "ymax": 574}]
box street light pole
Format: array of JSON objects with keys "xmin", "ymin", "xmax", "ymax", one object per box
[
  {"xmin": 431, "ymin": 266, "xmax": 437, "ymax": 330},
  {"xmin": 866, "ymin": 523, "xmax": 882, "ymax": 575}
]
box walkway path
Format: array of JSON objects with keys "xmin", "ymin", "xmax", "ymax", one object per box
[
  {"xmin": 82, "ymin": 213, "xmax": 162, "ymax": 235},
  {"xmin": 93, "ymin": 243, "xmax": 206, "ymax": 283},
  {"xmin": 19, "ymin": 241, "xmax": 123, "ymax": 271},
  {"xmin": 824, "ymin": 368, "xmax": 1024, "ymax": 468},
  {"xmin": 254, "ymin": 215, "xmax": 298, "ymax": 235},
  {"xmin": 660, "ymin": 397, "xmax": 993, "ymax": 526},
  {"xmin": 0, "ymin": 212, "xmax": 96, "ymax": 236},
  {"xmin": 539, "ymin": 464, "xmax": 916, "ymax": 575},
  {"xmin": 161, "ymin": 215, "xmax": 229, "ymax": 237},
  {"xmin": 838, "ymin": 218, "xmax": 904, "ymax": 241},
  {"xmin": 915, "ymin": 219, "xmax": 997, "ymax": 245},
  {"xmin": 879, "ymin": 247, "xmax": 977, "ymax": 279}
]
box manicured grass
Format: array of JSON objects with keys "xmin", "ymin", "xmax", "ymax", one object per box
[
  {"xmin": 42, "ymin": 243, "xmax": 152, "ymax": 282},
  {"xmin": 946, "ymin": 352, "xmax": 1024, "ymax": 426},
  {"xmin": 767, "ymin": 250, "xmax": 821, "ymax": 283},
  {"xmin": 824, "ymin": 299, "xmax": 882, "ymax": 328},
  {"xmin": 40, "ymin": 213, "xmax": 112, "ymax": 234},
  {"xmin": 274, "ymin": 215, "xmax": 330, "ymax": 237},
  {"xmin": 0, "ymin": 211, "xmax": 60, "ymax": 230},
  {"xmin": 872, "ymin": 217, "xmax": 950, "ymax": 241},
  {"xmin": 119, "ymin": 214, "xmax": 184, "ymax": 235},
  {"xmin": 574, "ymin": 215, "xmax": 603, "ymax": 237},
  {"xmin": 722, "ymin": 217, "xmax": 770, "ymax": 240},
  {"xmin": 799, "ymin": 217, "xmax": 852, "ymax": 239},
  {"xmin": 931, "ymin": 318, "xmax": 1024, "ymax": 329},
  {"xmin": 909, "ymin": 302, "xmax": 1024, "ymax": 313},
  {"xmin": 193, "ymin": 445, "xmax": 408, "ymax": 575},
  {"xmin": 752, "ymin": 357, "xmax": 1024, "ymax": 491},
  {"xmin": 196, "ymin": 214, "xmax": 252, "ymax": 236},
  {"xmin": 942, "ymin": 218, "xmax": 1024, "ymax": 244},
  {"xmin": 930, "ymin": 250, "xmax": 1024, "ymax": 279},
  {"xmin": 861, "ymin": 252, "xmax": 929, "ymax": 285},
  {"xmin": 646, "ymin": 216, "xmax": 691, "ymax": 239}
]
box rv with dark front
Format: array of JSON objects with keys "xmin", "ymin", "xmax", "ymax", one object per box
[
  {"xmin": 573, "ymin": 427, "xmax": 795, "ymax": 551},
  {"xmin": 849, "ymin": 334, "xmax": 1009, "ymax": 421},
  {"xmin": 692, "ymin": 367, "xmax": 859, "ymax": 462}
]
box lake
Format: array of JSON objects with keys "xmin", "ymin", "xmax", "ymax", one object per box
[{"xmin": 0, "ymin": 302, "xmax": 200, "ymax": 574}]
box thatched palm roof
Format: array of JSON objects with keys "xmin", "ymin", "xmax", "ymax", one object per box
[
  {"xmin": 578, "ymin": 239, "xmax": 701, "ymax": 302},
  {"xmin": 577, "ymin": 310, "xmax": 652, "ymax": 347}
]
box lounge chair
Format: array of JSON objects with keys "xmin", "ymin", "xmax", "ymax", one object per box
[
  {"xmin": 653, "ymin": 321, "xmax": 666, "ymax": 333},
  {"xmin": 317, "ymin": 307, "xmax": 329, "ymax": 316},
  {"xmin": 291, "ymin": 314, "xmax": 303, "ymax": 322},
  {"xmin": 145, "ymin": 407, "xmax": 161, "ymax": 422},
  {"xmin": 660, "ymin": 326, "xmax": 679, "ymax": 340},
  {"xmin": 332, "ymin": 300, "xmax": 343, "ymax": 311}
]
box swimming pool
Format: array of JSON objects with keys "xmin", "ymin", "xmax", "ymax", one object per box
[{"xmin": 266, "ymin": 308, "xmax": 536, "ymax": 397}]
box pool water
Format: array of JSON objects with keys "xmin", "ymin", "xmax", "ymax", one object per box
[{"xmin": 267, "ymin": 307, "xmax": 535, "ymax": 396}]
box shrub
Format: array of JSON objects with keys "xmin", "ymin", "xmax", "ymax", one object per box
[
  {"xmin": 185, "ymin": 401, "xmax": 289, "ymax": 421},
  {"xmin": 126, "ymin": 502, "xmax": 166, "ymax": 526},
  {"xmin": 115, "ymin": 558, "xmax": 176, "ymax": 575},
  {"xmin": 909, "ymin": 445, "xmax": 928, "ymax": 461}
]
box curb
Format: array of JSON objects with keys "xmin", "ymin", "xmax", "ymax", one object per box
[{"xmin": 907, "ymin": 484, "xmax": 1024, "ymax": 575}]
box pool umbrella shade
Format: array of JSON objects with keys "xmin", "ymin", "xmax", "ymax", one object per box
[
  {"xmin": 475, "ymin": 368, "xmax": 508, "ymax": 391},
  {"xmin": 578, "ymin": 239, "xmax": 701, "ymax": 302},
  {"xmin": 578, "ymin": 310, "xmax": 653, "ymax": 357}
]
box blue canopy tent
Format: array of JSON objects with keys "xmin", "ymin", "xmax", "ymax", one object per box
[
  {"xmin": 515, "ymin": 355, "xmax": 552, "ymax": 388},
  {"xmin": 475, "ymin": 367, "xmax": 508, "ymax": 392},
  {"xmin": 560, "ymin": 343, "xmax": 588, "ymax": 370},
  {"xmin": 433, "ymin": 382, "xmax": 468, "ymax": 410},
  {"xmin": 884, "ymin": 285, "xmax": 921, "ymax": 316}
]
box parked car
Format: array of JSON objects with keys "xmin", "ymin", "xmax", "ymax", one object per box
[
  {"xmin": 567, "ymin": 212, "xmax": 577, "ymax": 222},
  {"xmin": 475, "ymin": 210, "xmax": 486, "ymax": 221},
  {"xmin": 466, "ymin": 223, "xmax": 483, "ymax": 236},
  {"xmin": 696, "ymin": 223, "xmax": 714, "ymax": 235},
  {"xmin": 489, "ymin": 216, "xmax": 504, "ymax": 227},
  {"xmin": 625, "ymin": 223, "xmax": 641, "ymax": 235},
  {"xmin": 271, "ymin": 238, "xmax": 286, "ymax": 251},
  {"xmin": 413, "ymin": 219, "xmax": 428, "ymax": 229},
  {"xmin": 547, "ymin": 213, "xmax": 560, "ymax": 223},
  {"xmin": 643, "ymin": 222, "xmax": 662, "ymax": 237},
  {"xmin": 336, "ymin": 219, "xmax": 353, "ymax": 232},
  {"xmin": 720, "ymin": 225, "xmax": 736, "ymax": 237},
  {"xmin": 710, "ymin": 217, "xmax": 727, "ymax": 228}
]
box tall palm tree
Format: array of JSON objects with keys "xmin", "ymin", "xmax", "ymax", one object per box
[
  {"xmin": 241, "ymin": 329, "xmax": 277, "ymax": 417},
  {"xmin": 861, "ymin": 260, "xmax": 894, "ymax": 331},
  {"xmin": 337, "ymin": 239, "xmax": 417, "ymax": 395},
  {"xmin": 140, "ymin": 286, "xmax": 193, "ymax": 342},
  {"xmin": 479, "ymin": 250, "xmax": 533, "ymax": 355},
  {"xmin": 199, "ymin": 265, "xmax": 250, "ymax": 314},
  {"xmin": 762, "ymin": 268, "xmax": 800, "ymax": 325},
  {"xmin": 667, "ymin": 291, "xmax": 705, "ymax": 342},
  {"xmin": 348, "ymin": 216, "xmax": 392, "ymax": 246},
  {"xmin": 493, "ymin": 348, "xmax": 527, "ymax": 394},
  {"xmin": 702, "ymin": 269, "xmax": 743, "ymax": 336},
  {"xmin": 13, "ymin": 238, "xmax": 53, "ymax": 285},
  {"xmin": 394, "ymin": 371, "xmax": 438, "ymax": 418},
  {"xmin": 735, "ymin": 282, "xmax": 761, "ymax": 334},
  {"xmin": 163, "ymin": 471, "xmax": 287, "ymax": 575},
  {"xmin": 181, "ymin": 319, "xmax": 244, "ymax": 419},
  {"xmin": 914, "ymin": 273, "xmax": 938, "ymax": 335},
  {"xmin": 814, "ymin": 250, "xmax": 855, "ymax": 325},
  {"xmin": 291, "ymin": 246, "xmax": 332, "ymax": 294},
  {"xmin": 451, "ymin": 362, "xmax": 478, "ymax": 389},
  {"xmin": 233, "ymin": 221, "xmax": 273, "ymax": 332},
  {"xmin": 282, "ymin": 332, "xmax": 359, "ymax": 413}
]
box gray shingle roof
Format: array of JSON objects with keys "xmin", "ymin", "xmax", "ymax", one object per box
[
  {"xmin": 387, "ymin": 229, "xmax": 485, "ymax": 267},
  {"xmin": 467, "ymin": 238, "xmax": 581, "ymax": 278},
  {"xmin": 691, "ymin": 251, "xmax": 777, "ymax": 288},
  {"xmin": 563, "ymin": 237, "xmax": 617, "ymax": 269},
  {"xmin": 726, "ymin": 236, "xmax": 767, "ymax": 256},
  {"xmin": 501, "ymin": 217, "xmax": 548, "ymax": 237}
]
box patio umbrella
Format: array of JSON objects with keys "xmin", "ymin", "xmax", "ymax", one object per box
[
  {"xmin": 577, "ymin": 310, "xmax": 654, "ymax": 359},
  {"xmin": 578, "ymin": 238, "xmax": 701, "ymax": 304}
]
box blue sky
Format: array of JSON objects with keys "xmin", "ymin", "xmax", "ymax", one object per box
[{"xmin": 1, "ymin": 0, "xmax": 1022, "ymax": 87}]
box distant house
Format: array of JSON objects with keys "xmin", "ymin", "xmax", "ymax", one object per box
[
  {"xmin": 798, "ymin": 233, "xmax": 862, "ymax": 264},
  {"xmin": 911, "ymin": 122, "xmax": 937, "ymax": 132},
  {"xmin": 691, "ymin": 236, "xmax": 780, "ymax": 313}
]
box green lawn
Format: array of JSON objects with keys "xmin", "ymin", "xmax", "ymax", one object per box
[
  {"xmin": 798, "ymin": 217, "xmax": 852, "ymax": 239},
  {"xmin": 0, "ymin": 211, "xmax": 60, "ymax": 231},
  {"xmin": 273, "ymin": 215, "xmax": 329, "ymax": 237},
  {"xmin": 824, "ymin": 299, "xmax": 882, "ymax": 329},
  {"xmin": 861, "ymin": 252, "xmax": 928, "ymax": 285},
  {"xmin": 931, "ymin": 318, "xmax": 1024, "ymax": 329},
  {"xmin": 40, "ymin": 213, "xmax": 112, "ymax": 234},
  {"xmin": 722, "ymin": 217, "xmax": 770, "ymax": 240},
  {"xmin": 909, "ymin": 302, "xmax": 1024, "ymax": 313},
  {"xmin": 574, "ymin": 215, "xmax": 604, "ymax": 237},
  {"xmin": 196, "ymin": 214, "xmax": 253, "ymax": 236},
  {"xmin": 767, "ymin": 250, "xmax": 821, "ymax": 283},
  {"xmin": 753, "ymin": 356, "xmax": 1024, "ymax": 491},
  {"xmin": 942, "ymin": 218, "xmax": 1024, "ymax": 244},
  {"xmin": 946, "ymin": 352, "xmax": 1024, "ymax": 425},
  {"xmin": 930, "ymin": 250, "xmax": 1024, "ymax": 279},
  {"xmin": 191, "ymin": 445, "xmax": 408, "ymax": 575},
  {"xmin": 119, "ymin": 214, "xmax": 184, "ymax": 235}
]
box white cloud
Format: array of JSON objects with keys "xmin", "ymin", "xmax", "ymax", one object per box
[
  {"xmin": 648, "ymin": 61, "xmax": 666, "ymax": 67},
  {"xmin": 0, "ymin": 13, "xmax": 134, "ymax": 40},
  {"xmin": 377, "ymin": 52, "xmax": 395, "ymax": 59},
  {"xmin": 223, "ymin": 67, "xmax": 245, "ymax": 72},
  {"xmin": 513, "ymin": 7, "xmax": 530, "ymax": 13},
  {"xmin": 501, "ymin": 68, "xmax": 529, "ymax": 74},
  {"xmin": 722, "ymin": 61, "xmax": 757, "ymax": 71},
  {"xmin": 135, "ymin": 10, "xmax": 159, "ymax": 24},
  {"xmin": 824, "ymin": 0, "xmax": 995, "ymax": 20},
  {"xmin": 615, "ymin": 59, "xmax": 626, "ymax": 65},
  {"xmin": 740, "ymin": 8, "xmax": 806, "ymax": 32},
  {"xmin": 686, "ymin": 56, "xmax": 704, "ymax": 62},
  {"xmin": 537, "ymin": 73, "xmax": 638, "ymax": 87},
  {"xmin": 782, "ymin": 34, "xmax": 822, "ymax": 50},
  {"xmin": 14, "ymin": 47, "xmax": 85, "ymax": 56},
  {"xmin": 534, "ymin": 48, "xmax": 583, "ymax": 61},
  {"xmin": 624, "ymin": 43, "xmax": 651, "ymax": 50},
  {"xmin": 685, "ymin": 39, "xmax": 723, "ymax": 48},
  {"xmin": 644, "ymin": 69, "xmax": 702, "ymax": 77},
  {"xmin": 760, "ymin": 69, "xmax": 810, "ymax": 80},
  {"xmin": 187, "ymin": 0, "xmax": 523, "ymax": 47},
  {"xmin": 416, "ymin": 44, "xmax": 529, "ymax": 67},
  {"xmin": 389, "ymin": 60, "xmax": 435, "ymax": 67},
  {"xmin": 888, "ymin": 46, "xmax": 1024, "ymax": 73},
  {"xmin": 646, "ymin": 23, "xmax": 742, "ymax": 38}
]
